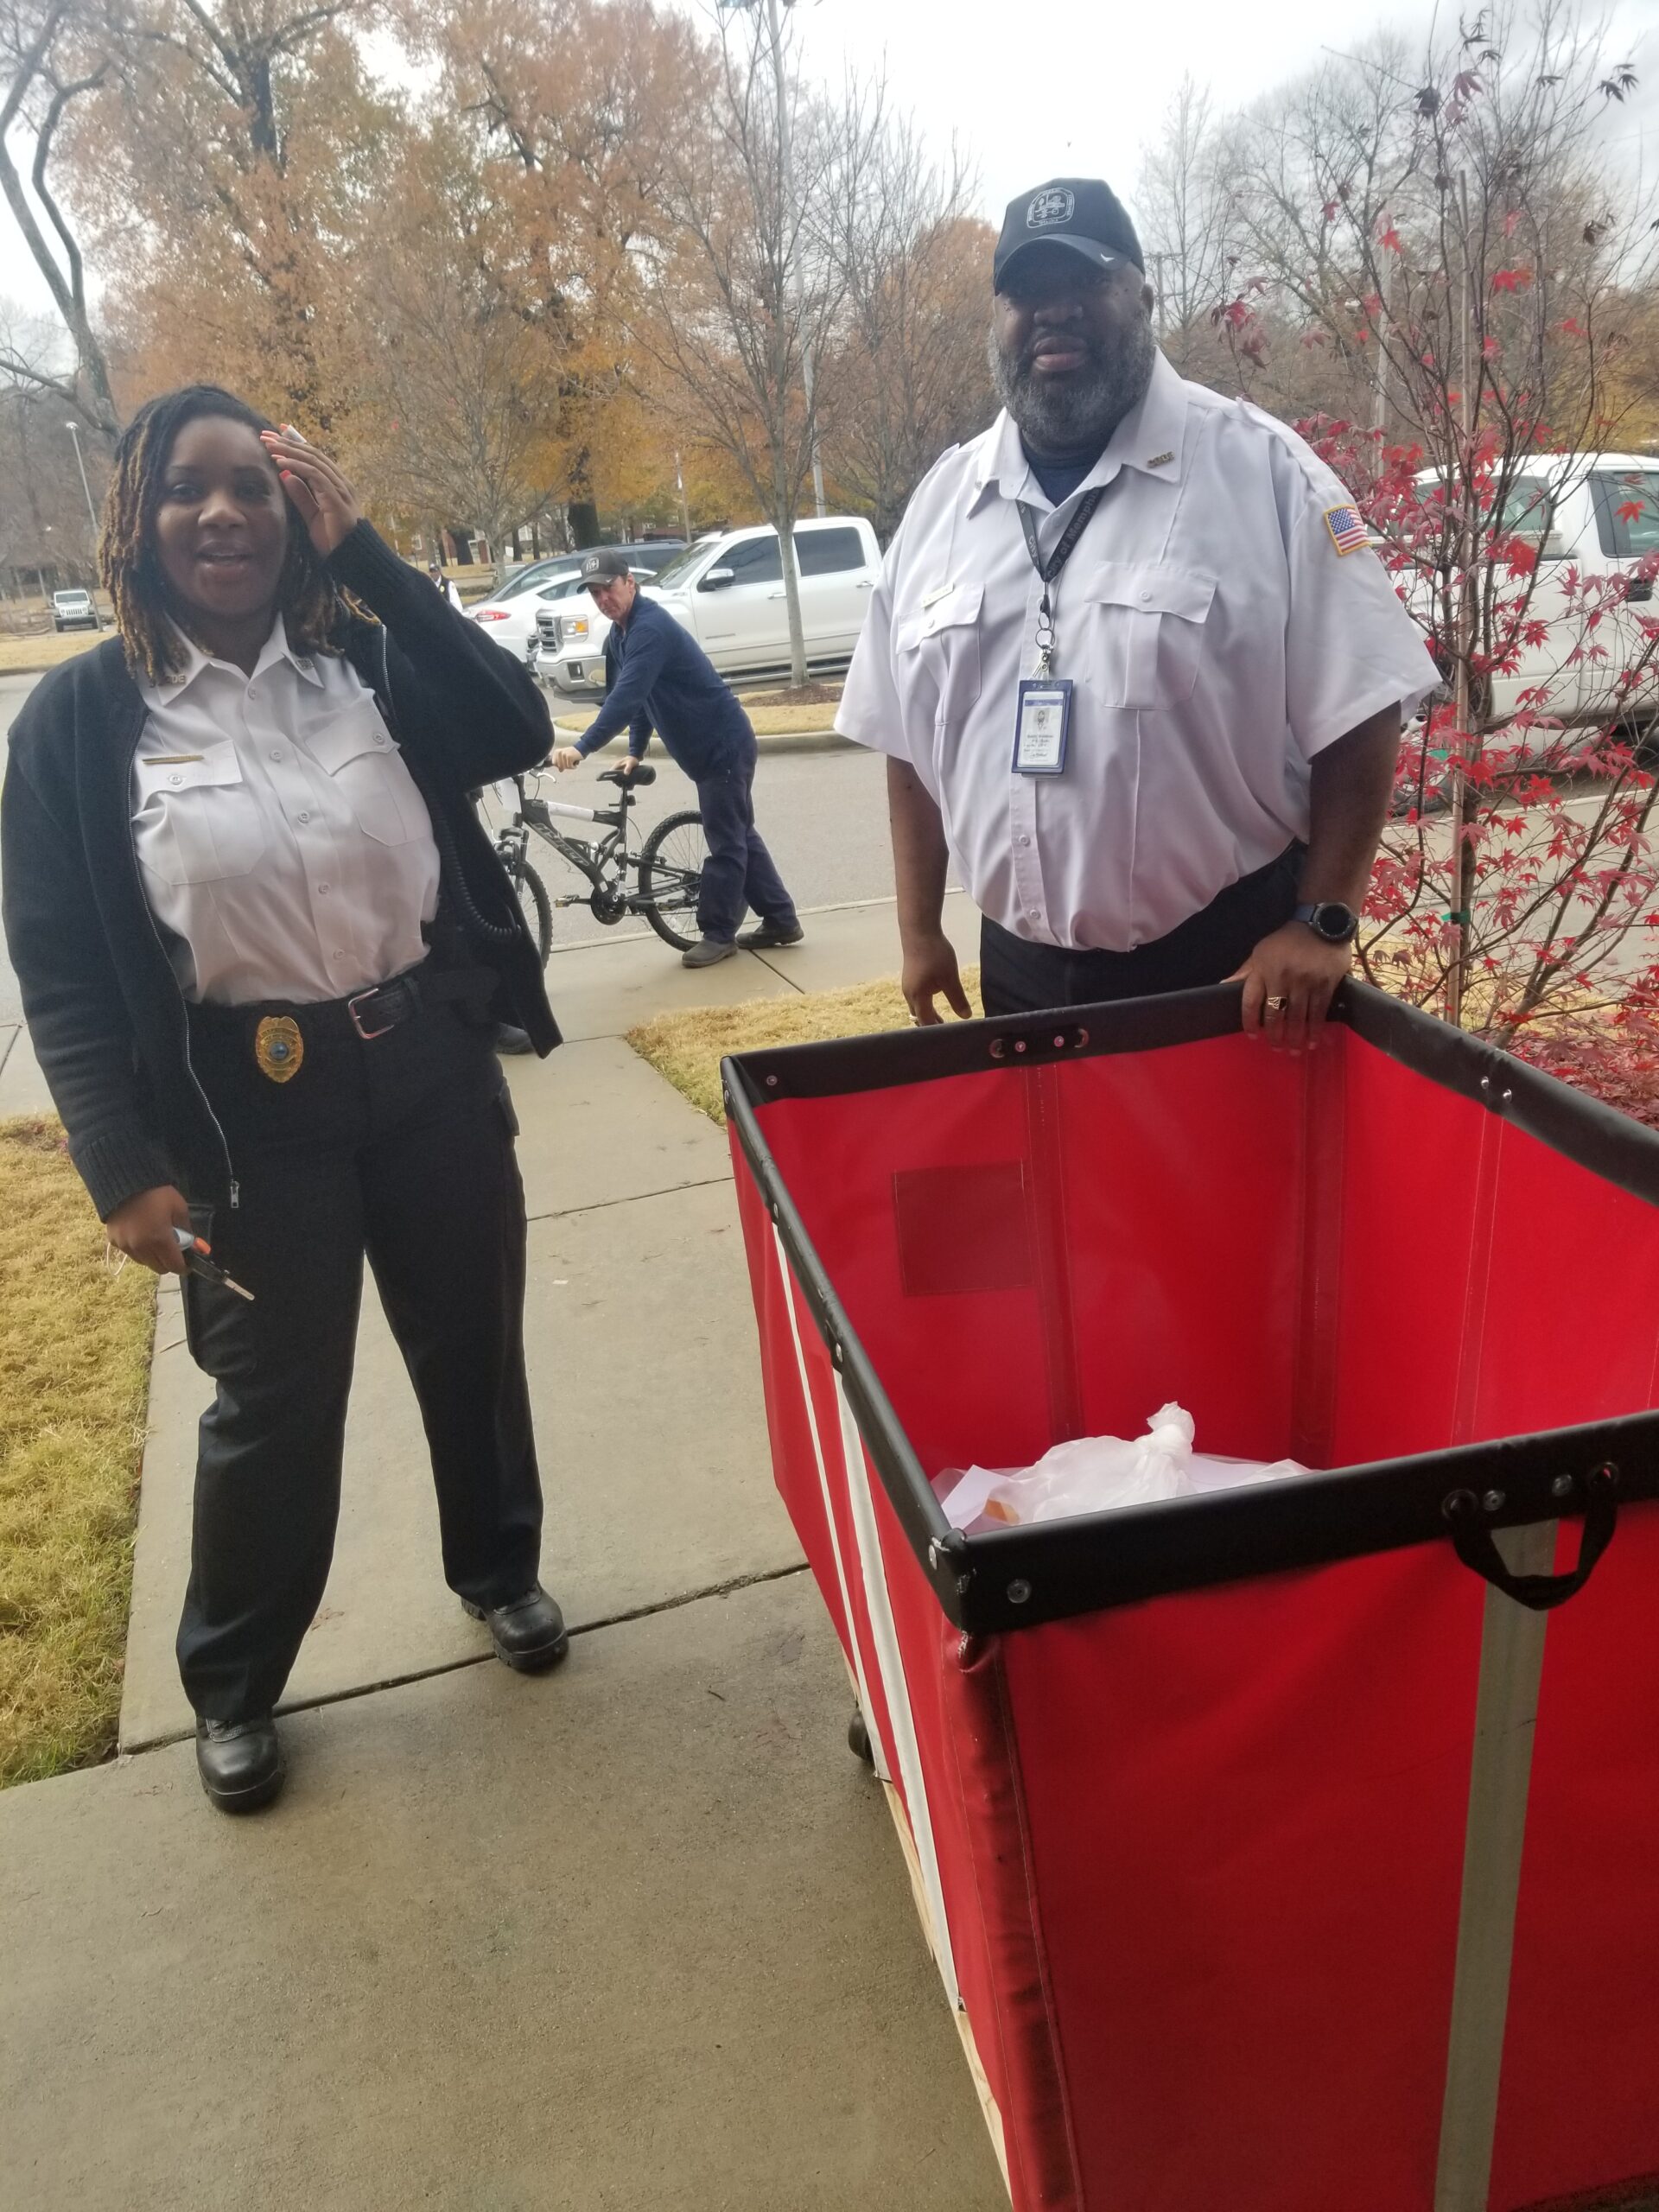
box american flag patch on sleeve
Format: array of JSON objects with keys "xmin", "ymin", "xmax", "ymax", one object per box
[{"xmin": 1324, "ymin": 504, "xmax": 1372, "ymax": 556}]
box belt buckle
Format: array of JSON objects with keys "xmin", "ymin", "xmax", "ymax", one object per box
[{"xmin": 348, "ymin": 985, "xmax": 398, "ymax": 1041}]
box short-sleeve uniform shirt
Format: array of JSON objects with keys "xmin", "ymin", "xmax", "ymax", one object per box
[{"xmin": 836, "ymin": 351, "xmax": 1436, "ymax": 951}]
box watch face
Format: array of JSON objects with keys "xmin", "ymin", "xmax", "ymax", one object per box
[{"xmin": 1317, "ymin": 903, "xmax": 1358, "ymax": 943}]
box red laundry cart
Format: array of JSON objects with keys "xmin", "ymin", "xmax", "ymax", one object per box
[{"xmin": 723, "ymin": 982, "xmax": 1659, "ymax": 2212}]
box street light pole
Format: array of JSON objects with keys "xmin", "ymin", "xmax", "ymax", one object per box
[{"xmin": 63, "ymin": 419, "xmax": 104, "ymax": 628}]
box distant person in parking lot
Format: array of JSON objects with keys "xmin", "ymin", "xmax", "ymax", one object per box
[
  {"xmin": 550, "ymin": 549, "xmax": 802, "ymax": 969},
  {"xmin": 428, "ymin": 562, "xmax": 463, "ymax": 611}
]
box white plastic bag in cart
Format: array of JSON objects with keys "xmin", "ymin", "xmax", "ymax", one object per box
[{"xmin": 936, "ymin": 1403, "xmax": 1307, "ymax": 1531}]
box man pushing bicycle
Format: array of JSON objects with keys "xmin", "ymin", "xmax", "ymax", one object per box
[{"xmin": 551, "ymin": 550, "xmax": 803, "ymax": 969}]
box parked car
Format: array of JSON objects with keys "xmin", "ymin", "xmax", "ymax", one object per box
[
  {"xmin": 541, "ymin": 517, "xmax": 880, "ymax": 696},
  {"xmin": 471, "ymin": 541, "xmax": 685, "ymax": 665},
  {"xmin": 1405, "ymin": 452, "xmax": 1659, "ymax": 737},
  {"xmin": 52, "ymin": 588, "xmax": 99, "ymax": 632}
]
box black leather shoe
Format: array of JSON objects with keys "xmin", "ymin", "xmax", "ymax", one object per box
[
  {"xmin": 195, "ymin": 1714, "xmax": 285, "ymax": 1815},
  {"xmin": 681, "ymin": 936, "xmax": 738, "ymax": 969},
  {"xmin": 493, "ymin": 1023, "xmax": 535, "ymax": 1056},
  {"xmin": 737, "ymin": 920, "xmax": 804, "ymax": 949},
  {"xmin": 463, "ymin": 1585, "xmax": 569, "ymax": 1672}
]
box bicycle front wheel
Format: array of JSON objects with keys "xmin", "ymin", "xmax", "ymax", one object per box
[
  {"xmin": 638, "ymin": 810, "xmax": 709, "ymax": 951},
  {"xmin": 514, "ymin": 856, "xmax": 554, "ymax": 967}
]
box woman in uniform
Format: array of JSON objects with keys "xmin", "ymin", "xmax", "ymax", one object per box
[{"xmin": 2, "ymin": 386, "xmax": 565, "ymax": 1815}]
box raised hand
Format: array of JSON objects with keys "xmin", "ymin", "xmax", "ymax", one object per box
[{"xmin": 258, "ymin": 426, "xmax": 362, "ymax": 557}]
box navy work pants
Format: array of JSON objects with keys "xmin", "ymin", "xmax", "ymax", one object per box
[
  {"xmin": 693, "ymin": 740, "xmax": 798, "ymax": 944},
  {"xmin": 175, "ymin": 991, "xmax": 542, "ymax": 1723}
]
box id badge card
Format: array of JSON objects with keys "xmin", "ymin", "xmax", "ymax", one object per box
[{"xmin": 1013, "ymin": 679, "xmax": 1072, "ymax": 775}]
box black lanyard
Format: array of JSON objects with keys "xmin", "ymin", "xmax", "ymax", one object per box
[{"xmin": 1016, "ymin": 486, "xmax": 1105, "ymax": 676}]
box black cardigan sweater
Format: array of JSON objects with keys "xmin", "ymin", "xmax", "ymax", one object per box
[{"xmin": 1, "ymin": 522, "xmax": 560, "ymax": 1221}]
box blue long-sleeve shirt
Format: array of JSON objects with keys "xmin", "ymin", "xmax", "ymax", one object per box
[{"xmin": 575, "ymin": 593, "xmax": 753, "ymax": 779}]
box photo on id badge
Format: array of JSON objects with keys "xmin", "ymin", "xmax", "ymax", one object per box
[{"xmin": 1014, "ymin": 678, "xmax": 1072, "ymax": 775}]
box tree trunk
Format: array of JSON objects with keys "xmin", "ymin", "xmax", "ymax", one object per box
[{"xmin": 568, "ymin": 499, "xmax": 601, "ymax": 550}]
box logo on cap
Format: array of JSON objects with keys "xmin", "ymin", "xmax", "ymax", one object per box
[
  {"xmin": 582, "ymin": 553, "xmax": 602, "ymax": 576},
  {"xmin": 1027, "ymin": 187, "xmax": 1075, "ymax": 230}
]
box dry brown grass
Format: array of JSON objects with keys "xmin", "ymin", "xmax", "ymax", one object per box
[
  {"xmin": 627, "ymin": 970, "xmax": 983, "ymax": 1123},
  {"xmin": 0, "ymin": 630, "xmax": 107, "ymax": 675},
  {"xmin": 0, "ymin": 1117, "xmax": 156, "ymax": 1785}
]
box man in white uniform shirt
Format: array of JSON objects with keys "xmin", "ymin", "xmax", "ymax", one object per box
[{"xmin": 837, "ymin": 177, "xmax": 1435, "ymax": 1052}]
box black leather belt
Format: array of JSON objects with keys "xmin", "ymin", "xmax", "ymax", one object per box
[
  {"xmin": 193, "ymin": 963, "xmax": 493, "ymax": 1052},
  {"xmin": 345, "ymin": 971, "xmax": 425, "ymax": 1039}
]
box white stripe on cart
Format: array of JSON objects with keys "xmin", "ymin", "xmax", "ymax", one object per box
[
  {"xmin": 773, "ymin": 1229, "xmax": 887, "ymax": 1780},
  {"xmin": 832, "ymin": 1367, "xmax": 962, "ymax": 2012},
  {"xmin": 1434, "ymin": 1519, "xmax": 1556, "ymax": 2211}
]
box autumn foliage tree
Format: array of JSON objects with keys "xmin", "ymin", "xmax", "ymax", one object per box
[
  {"xmin": 62, "ymin": 0, "xmax": 391, "ymax": 427},
  {"xmin": 3, "ymin": 0, "xmax": 1030, "ymax": 580}
]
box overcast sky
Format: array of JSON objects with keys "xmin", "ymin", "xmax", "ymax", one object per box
[
  {"xmin": 0, "ymin": 0, "xmax": 1653, "ymax": 333},
  {"xmin": 777, "ymin": 0, "xmax": 1659, "ymax": 231}
]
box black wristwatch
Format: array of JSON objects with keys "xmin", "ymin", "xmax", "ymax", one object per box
[{"xmin": 1293, "ymin": 900, "xmax": 1360, "ymax": 944}]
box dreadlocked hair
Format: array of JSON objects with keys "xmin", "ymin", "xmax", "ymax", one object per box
[{"xmin": 99, "ymin": 385, "xmax": 353, "ymax": 685}]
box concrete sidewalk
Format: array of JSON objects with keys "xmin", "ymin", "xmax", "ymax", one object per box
[{"xmin": 0, "ymin": 890, "xmax": 1002, "ymax": 2211}]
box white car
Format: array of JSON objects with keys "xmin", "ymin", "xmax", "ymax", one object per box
[
  {"xmin": 474, "ymin": 542, "xmax": 689, "ymax": 666},
  {"xmin": 468, "ymin": 562, "xmax": 588, "ymax": 664},
  {"xmin": 543, "ymin": 516, "xmax": 881, "ymax": 696},
  {"xmin": 1405, "ymin": 452, "xmax": 1659, "ymax": 735}
]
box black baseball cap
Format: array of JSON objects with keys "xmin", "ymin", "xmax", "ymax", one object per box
[
  {"xmin": 581, "ymin": 549, "xmax": 632, "ymax": 584},
  {"xmin": 993, "ymin": 178, "xmax": 1144, "ymax": 292}
]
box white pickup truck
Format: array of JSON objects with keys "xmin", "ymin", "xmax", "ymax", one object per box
[
  {"xmin": 540, "ymin": 515, "xmax": 882, "ymax": 697},
  {"xmin": 1406, "ymin": 451, "xmax": 1659, "ymax": 739}
]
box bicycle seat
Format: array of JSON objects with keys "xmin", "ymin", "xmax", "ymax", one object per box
[{"xmin": 598, "ymin": 764, "xmax": 657, "ymax": 788}]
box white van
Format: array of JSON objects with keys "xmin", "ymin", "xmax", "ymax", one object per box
[
  {"xmin": 542, "ymin": 515, "xmax": 881, "ymax": 696},
  {"xmin": 1408, "ymin": 453, "xmax": 1658, "ymax": 733}
]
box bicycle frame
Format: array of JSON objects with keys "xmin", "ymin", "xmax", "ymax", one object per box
[
  {"xmin": 521, "ymin": 786, "xmax": 632, "ymax": 899},
  {"xmin": 501, "ymin": 772, "xmax": 677, "ymax": 922}
]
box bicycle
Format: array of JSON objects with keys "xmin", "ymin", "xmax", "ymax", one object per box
[{"xmin": 489, "ymin": 762, "xmax": 709, "ymax": 963}]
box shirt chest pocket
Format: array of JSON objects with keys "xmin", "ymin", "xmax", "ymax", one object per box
[
  {"xmin": 896, "ymin": 582, "xmax": 983, "ymax": 730},
  {"xmin": 133, "ymin": 744, "xmax": 265, "ymax": 886},
  {"xmin": 304, "ymin": 704, "xmax": 429, "ymax": 848},
  {"xmin": 1081, "ymin": 563, "xmax": 1216, "ymax": 710}
]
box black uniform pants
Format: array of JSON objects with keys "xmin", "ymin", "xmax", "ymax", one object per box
[
  {"xmin": 978, "ymin": 844, "xmax": 1304, "ymax": 1017},
  {"xmin": 693, "ymin": 739, "xmax": 798, "ymax": 943},
  {"xmin": 176, "ymin": 993, "xmax": 542, "ymax": 1724}
]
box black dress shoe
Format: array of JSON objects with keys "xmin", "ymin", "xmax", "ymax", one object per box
[
  {"xmin": 493, "ymin": 1023, "xmax": 535, "ymax": 1056},
  {"xmin": 462, "ymin": 1585, "xmax": 569, "ymax": 1672},
  {"xmin": 195, "ymin": 1714, "xmax": 285, "ymax": 1815},
  {"xmin": 680, "ymin": 936, "xmax": 738, "ymax": 969},
  {"xmin": 737, "ymin": 919, "xmax": 804, "ymax": 949}
]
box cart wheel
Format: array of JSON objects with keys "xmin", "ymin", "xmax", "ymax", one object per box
[{"xmin": 847, "ymin": 1709, "xmax": 874, "ymax": 1767}]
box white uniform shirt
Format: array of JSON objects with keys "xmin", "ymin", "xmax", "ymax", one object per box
[
  {"xmin": 836, "ymin": 352, "xmax": 1437, "ymax": 950},
  {"xmin": 130, "ymin": 616, "xmax": 441, "ymax": 1005}
]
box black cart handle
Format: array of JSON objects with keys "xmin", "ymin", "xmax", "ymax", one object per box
[{"xmin": 1442, "ymin": 1464, "xmax": 1619, "ymax": 1611}]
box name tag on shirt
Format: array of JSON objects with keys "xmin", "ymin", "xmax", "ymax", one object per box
[{"xmin": 1012, "ymin": 680, "xmax": 1072, "ymax": 775}]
